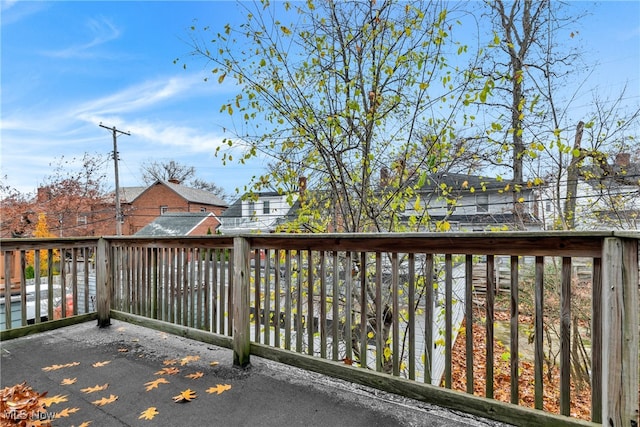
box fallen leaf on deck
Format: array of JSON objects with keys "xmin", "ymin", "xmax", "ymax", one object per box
[
  {"xmin": 144, "ymin": 378, "xmax": 169, "ymax": 391},
  {"xmin": 139, "ymin": 406, "xmax": 159, "ymax": 420},
  {"xmin": 80, "ymin": 384, "xmax": 108, "ymax": 393},
  {"xmin": 172, "ymin": 389, "xmax": 197, "ymax": 402},
  {"xmin": 61, "ymin": 378, "xmax": 77, "ymax": 385},
  {"xmin": 78, "ymin": 421, "xmax": 92, "ymax": 427},
  {"xmin": 92, "ymin": 360, "xmax": 111, "ymax": 368},
  {"xmin": 155, "ymin": 367, "xmax": 180, "ymax": 376},
  {"xmin": 205, "ymin": 384, "xmax": 232, "ymax": 395},
  {"xmin": 42, "ymin": 362, "xmax": 80, "ymax": 371},
  {"xmin": 54, "ymin": 407, "xmax": 80, "ymax": 418},
  {"xmin": 92, "ymin": 394, "xmax": 118, "ymax": 406},
  {"xmin": 209, "ymin": 361, "xmax": 219, "ymax": 366},
  {"xmin": 40, "ymin": 394, "xmax": 68, "ymax": 406},
  {"xmin": 180, "ymin": 355, "xmax": 200, "ymax": 366},
  {"xmin": 163, "ymin": 359, "xmax": 178, "ymax": 366},
  {"xmin": 185, "ymin": 372, "xmax": 203, "ymax": 380}
]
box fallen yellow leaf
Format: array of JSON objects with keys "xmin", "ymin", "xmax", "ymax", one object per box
[
  {"xmin": 139, "ymin": 406, "xmax": 159, "ymax": 420},
  {"xmin": 92, "ymin": 394, "xmax": 118, "ymax": 406},
  {"xmin": 60, "ymin": 378, "xmax": 77, "ymax": 385},
  {"xmin": 155, "ymin": 367, "xmax": 180, "ymax": 376},
  {"xmin": 80, "ymin": 384, "xmax": 109, "ymax": 394},
  {"xmin": 54, "ymin": 407, "xmax": 80, "ymax": 418},
  {"xmin": 172, "ymin": 389, "xmax": 197, "ymax": 402},
  {"xmin": 144, "ymin": 377, "xmax": 169, "ymax": 391},
  {"xmin": 205, "ymin": 384, "xmax": 232, "ymax": 395},
  {"xmin": 179, "ymin": 355, "xmax": 200, "ymax": 366},
  {"xmin": 92, "ymin": 360, "xmax": 111, "ymax": 368},
  {"xmin": 42, "ymin": 362, "xmax": 80, "ymax": 371},
  {"xmin": 185, "ymin": 372, "xmax": 204, "ymax": 380},
  {"xmin": 40, "ymin": 394, "xmax": 68, "ymax": 406}
]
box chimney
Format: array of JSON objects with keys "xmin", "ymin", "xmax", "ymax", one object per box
[
  {"xmin": 298, "ymin": 176, "xmax": 307, "ymax": 201},
  {"xmin": 37, "ymin": 186, "xmax": 52, "ymax": 203},
  {"xmin": 168, "ymin": 178, "xmax": 181, "ymax": 185},
  {"xmin": 615, "ymin": 153, "xmax": 630, "ymax": 167}
]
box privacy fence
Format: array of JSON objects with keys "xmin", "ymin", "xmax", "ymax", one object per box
[{"xmin": 1, "ymin": 232, "xmax": 638, "ymax": 427}]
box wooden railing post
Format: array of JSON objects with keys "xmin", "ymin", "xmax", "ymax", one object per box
[
  {"xmin": 96, "ymin": 237, "xmax": 111, "ymax": 328},
  {"xmin": 601, "ymin": 237, "xmax": 639, "ymax": 426},
  {"xmin": 233, "ymin": 236, "xmax": 250, "ymax": 367}
]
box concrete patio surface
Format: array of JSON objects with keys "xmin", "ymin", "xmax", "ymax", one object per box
[{"xmin": 0, "ymin": 320, "xmax": 511, "ymax": 427}]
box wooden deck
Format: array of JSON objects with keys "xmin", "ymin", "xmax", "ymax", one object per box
[{"xmin": 1, "ymin": 232, "xmax": 638, "ymax": 426}]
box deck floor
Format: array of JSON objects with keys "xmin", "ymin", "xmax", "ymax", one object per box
[{"xmin": 0, "ymin": 320, "xmax": 509, "ymax": 427}]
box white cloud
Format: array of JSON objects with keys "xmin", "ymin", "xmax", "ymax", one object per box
[{"xmin": 42, "ymin": 16, "xmax": 121, "ymax": 59}]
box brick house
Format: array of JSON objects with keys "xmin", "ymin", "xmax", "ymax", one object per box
[{"xmin": 119, "ymin": 180, "xmax": 228, "ymax": 235}]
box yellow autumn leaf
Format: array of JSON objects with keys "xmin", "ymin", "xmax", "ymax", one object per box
[
  {"xmin": 42, "ymin": 362, "xmax": 80, "ymax": 371},
  {"xmin": 155, "ymin": 367, "xmax": 180, "ymax": 376},
  {"xmin": 209, "ymin": 361, "xmax": 220, "ymax": 367},
  {"xmin": 78, "ymin": 422, "xmax": 92, "ymax": 427},
  {"xmin": 180, "ymin": 355, "xmax": 200, "ymax": 366},
  {"xmin": 185, "ymin": 372, "xmax": 204, "ymax": 380},
  {"xmin": 54, "ymin": 407, "xmax": 80, "ymax": 418},
  {"xmin": 163, "ymin": 359, "xmax": 178, "ymax": 366},
  {"xmin": 92, "ymin": 360, "xmax": 111, "ymax": 368},
  {"xmin": 144, "ymin": 377, "xmax": 169, "ymax": 391},
  {"xmin": 139, "ymin": 407, "xmax": 159, "ymax": 420},
  {"xmin": 40, "ymin": 394, "xmax": 68, "ymax": 406},
  {"xmin": 173, "ymin": 389, "xmax": 197, "ymax": 402},
  {"xmin": 92, "ymin": 394, "xmax": 118, "ymax": 406},
  {"xmin": 80, "ymin": 384, "xmax": 109, "ymax": 394},
  {"xmin": 60, "ymin": 378, "xmax": 77, "ymax": 385},
  {"xmin": 205, "ymin": 384, "xmax": 232, "ymax": 395}
]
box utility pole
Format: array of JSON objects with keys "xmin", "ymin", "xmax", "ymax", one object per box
[{"xmin": 100, "ymin": 123, "xmax": 130, "ymax": 235}]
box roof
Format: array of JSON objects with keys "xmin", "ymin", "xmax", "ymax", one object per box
[
  {"xmin": 135, "ymin": 212, "xmax": 217, "ymax": 236},
  {"xmin": 412, "ymin": 172, "xmax": 513, "ymax": 192},
  {"xmin": 125, "ymin": 180, "xmax": 228, "ymax": 207}
]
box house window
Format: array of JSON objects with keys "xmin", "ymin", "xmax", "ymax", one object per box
[
  {"xmin": 160, "ymin": 205, "xmax": 168, "ymax": 215},
  {"xmin": 248, "ymin": 201, "xmax": 256, "ymax": 216},
  {"xmin": 545, "ymin": 201, "xmax": 552, "ymax": 212},
  {"xmin": 476, "ymin": 194, "xmax": 489, "ymax": 212},
  {"xmin": 263, "ymin": 201, "xmax": 270, "ymax": 214},
  {"xmin": 200, "ymin": 207, "xmax": 207, "ymax": 213},
  {"xmin": 77, "ymin": 215, "xmax": 87, "ymax": 225}
]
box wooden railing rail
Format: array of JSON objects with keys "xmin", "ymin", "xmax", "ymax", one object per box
[{"xmin": 0, "ymin": 232, "xmax": 637, "ymax": 426}]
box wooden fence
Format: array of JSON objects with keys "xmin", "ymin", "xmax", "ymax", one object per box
[{"xmin": 1, "ymin": 232, "xmax": 638, "ymax": 426}]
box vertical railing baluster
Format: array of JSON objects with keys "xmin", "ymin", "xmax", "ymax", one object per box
[
  {"xmin": 264, "ymin": 249, "xmax": 272, "ymax": 346},
  {"xmin": 295, "ymin": 251, "xmax": 303, "ymax": 353},
  {"xmin": 331, "ymin": 251, "xmax": 339, "ymax": 360},
  {"xmin": 560, "ymin": 256, "xmax": 572, "ymax": 416},
  {"xmin": 424, "ymin": 253, "xmax": 434, "ymax": 384},
  {"xmin": 465, "ymin": 254, "xmax": 474, "ymax": 394},
  {"xmin": 274, "ymin": 250, "xmax": 281, "ymax": 348},
  {"xmin": 485, "ymin": 254, "xmax": 495, "ymax": 399},
  {"xmin": 307, "ymin": 250, "xmax": 314, "ymax": 357},
  {"xmin": 510, "ymin": 255, "xmax": 519, "ymax": 404},
  {"xmin": 319, "ymin": 251, "xmax": 327, "ymax": 359},
  {"xmin": 391, "ymin": 252, "xmax": 399, "ymax": 377},
  {"xmin": 534, "ymin": 255, "xmax": 544, "ymax": 410},
  {"xmin": 359, "ymin": 251, "xmax": 367, "ymax": 369},
  {"xmin": 444, "ymin": 253, "xmax": 453, "ymax": 389},
  {"xmin": 375, "ymin": 252, "xmax": 383, "ymax": 373},
  {"xmin": 408, "ymin": 252, "xmax": 415, "ymax": 380},
  {"xmin": 284, "ymin": 250, "xmax": 292, "ymax": 350},
  {"xmin": 344, "ymin": 251, "xmax": 353, "ymax": 363},
  {"xmin": 591, "ymin": 256, "xmax": 602, "ymax": 423},
  {"xmin": 254, "ymin": 249, "xmax": 261, "ymax": 343}
]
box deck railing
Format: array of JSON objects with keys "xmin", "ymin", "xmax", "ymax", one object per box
[{"xmin": 1, "ymin": 232, "xmax": 638, "ymax": 427}]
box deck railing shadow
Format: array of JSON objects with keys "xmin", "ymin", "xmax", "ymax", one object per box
[{"xmin": 1, "ymin": 232, "xmax": 638, "ymax": 427}]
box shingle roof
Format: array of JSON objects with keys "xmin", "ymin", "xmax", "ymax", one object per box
[
  {"xmin": 162, "ymin": 181, "xmax": 228, "ymax": 207},
  {"xmin": 135, "ymin": 212, "xmax": 216, "ymax": 236}
]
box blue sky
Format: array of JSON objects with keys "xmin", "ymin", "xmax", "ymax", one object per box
[{"xmin": 1, "ymin": 1, "xmax": 639, "ymax": 201}]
